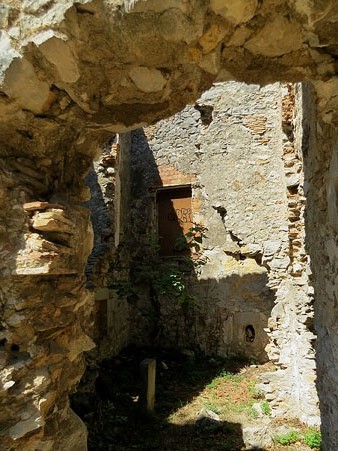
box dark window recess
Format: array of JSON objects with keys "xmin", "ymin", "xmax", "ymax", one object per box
[{"xmin": 157, "ymin": 187, "xmax": 193, "ymax": 256}]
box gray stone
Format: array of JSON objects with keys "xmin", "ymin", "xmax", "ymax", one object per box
[
  {"xmin": 286, "ymin": 173, "xmax": 300, "ymax": 188},
  {"xmin": 195, "ymin": 408, "xmax": 222, "ymax": 431},
  {"xmin": 242, "ymin": 419, "xmax": 273, "ymax": 449},
  {"xmin": 263, "ymin": 240, "xmax": 282, "ymax": 256},
  {"xmin": 129, "ymin": 67, "xmax": 167, "ymax": 93}
]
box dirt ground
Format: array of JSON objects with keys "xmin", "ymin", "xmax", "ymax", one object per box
[{"xmin": 71, "ymin": 347, "xmax": 319, "ymax": 450}]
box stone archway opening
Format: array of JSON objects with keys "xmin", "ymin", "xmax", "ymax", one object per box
[{"xmin": 1, "ymin": 1, "xmax": 338, "ymax": 449}]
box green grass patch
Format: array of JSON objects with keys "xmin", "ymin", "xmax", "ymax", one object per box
[
  {"xmin": 206, "ymin": 370, "xmax": 243, "ymax": 390},
  {"xmin": 219, "ymin": 370, "xmax": 244, "ymax": 383},
  {"xmin": 222, "ymin": 401, "xmax": 248, "ymax": 414},
  {"xmin": 206, "ymin": 377, "xmax": 222, "ymax": 389},
  {"xmin": 248, "ymin": 381, "xmax": 264, "ymax": 400},
  {"xmin": 203, "ymin": 402, "xmax": 224, "ymax": 415}
]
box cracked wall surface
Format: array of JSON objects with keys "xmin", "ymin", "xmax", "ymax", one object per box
[{"xmin": 1, "ymin": 0, "xmax": 338, "ymax": 449}]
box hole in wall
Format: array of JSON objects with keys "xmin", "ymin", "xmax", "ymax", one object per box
[
  {"xmin": 212, "ymin": 204, "xmax": 227, "ymax": 221},
  {"xmin": 10, "ymin": 344, "xmax": 20, "ymax": 352},
  {"xmin": 287, "ymin": 185, "xmax": 299, "ymax": 195},
  {"xmin": 16, "ymin": 129, "xmax": 34, "ymax": 140},
  {"xmin": 194, "ymin": 104, "xmax": 214, "ymax": 126},
  {"xmin": 305, "ymin": 315, "xmax": 315, "ymax": 334},
  {"xmin": 245, "ymin": 325, "xmax": 255, "ymax": 343},
  {"xmin": 75, "ymin": 3, "xmax": 95, "ymax": 14},
  {"xmin": 253, "ymin": 253, "xmax": 263, "ymax": 266}
]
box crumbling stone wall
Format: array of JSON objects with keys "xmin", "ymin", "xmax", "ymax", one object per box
[
  {"xmin": 117, "ymin": 81, "xmax": 319, "ymax": 426},
  {"xmin": 0, "ymin": 155, "xmax": 96, "ymax": 449},
  {"xmin": 260, "ymin": 84, "xmax": 319, "ymax": 426},
  {"xmin": 85, "ymin": 135, "xmax": 135, "ymax": 358}
]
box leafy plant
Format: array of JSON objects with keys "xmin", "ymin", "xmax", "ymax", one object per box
[
  {"xmin": 112, "ymin": 224, "xmax": 208, "ymax": 309},
  {"xmin": 151, "ymin": 264, "xmax": 194, "ymax": 306},
  {"xmin": 303, "ymin": 428, "xmax": 321, "ymax": 449},
  {"xmin": 273, "ymin": 430, "xmax": 300, "ymax": 445},
  {"xmin": 175, "ymin": 223, "xmax": 208, "ymax": 254}
]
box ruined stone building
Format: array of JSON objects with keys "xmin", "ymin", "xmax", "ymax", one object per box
[
  {"xmin": 2, "ymin": 1, "xmax": 338, "ymax": 450},
  {"xmin": 90, "ymin": 81, "xmax": 318, "ymax": 426}
]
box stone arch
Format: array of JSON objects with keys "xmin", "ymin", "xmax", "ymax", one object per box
[{"xmin": 1, "ymin": 1, "xmax": 338, "ymax": 449}]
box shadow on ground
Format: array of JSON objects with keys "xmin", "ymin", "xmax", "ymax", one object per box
[{"xmin": 71, "ymin": 347, "xmax": 267, "ymax": 451}]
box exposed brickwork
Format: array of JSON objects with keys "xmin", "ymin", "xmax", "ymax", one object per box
[
  {"xmin": 156, "ymin": 164, "xmax": 196, "ymax": 187},
  {"xmin": 261, "ymin": 83, "xmax": 319, "ymax": 426}
]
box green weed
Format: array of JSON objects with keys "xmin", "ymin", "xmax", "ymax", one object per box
[
  {"xmin": 260, "ymin": 400, "xmax": 271, "ymax": 416},
  {"xmin": 303, "ymin": 428, "xmax": 321, "ymax": 449},
  {"xmin": 273, "ymin": 430, "xmax": 300, "ymax": 445}
]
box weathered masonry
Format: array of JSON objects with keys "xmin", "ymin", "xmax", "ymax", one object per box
[
  {"xmin": 1, "ymin": 1, "xmax": 338, "ymax": 449},
  {"xmin": 108, "ymin": 81, "xmax": 318, "ymax": 426}
]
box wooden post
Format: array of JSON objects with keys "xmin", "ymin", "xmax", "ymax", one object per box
[{"xmin": 140, "ymin": 358, "xmax": 156, "ymax": 413}]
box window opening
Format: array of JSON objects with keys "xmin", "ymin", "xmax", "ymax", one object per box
[{"xmin": 156, "ymin": 186, "xmax": 193, "ymax": 256}]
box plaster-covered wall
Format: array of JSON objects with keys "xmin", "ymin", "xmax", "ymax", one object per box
[{"xmin": 115, "ymin": 82, "xmax": 319, "ymax": 426}]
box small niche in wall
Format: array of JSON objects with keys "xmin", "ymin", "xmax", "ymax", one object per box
[{"xmin": 245, "ymin": 325, "xmax": 255, "ymax": 343}]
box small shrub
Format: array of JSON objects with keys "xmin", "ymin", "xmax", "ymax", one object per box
[
  {"xmin": 303, "ymin": 428, "xmax": 321, "ymax": 449},
  {"xmin": 273, "ymin": 430, "xmax": 300, "ymax": 445}
]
